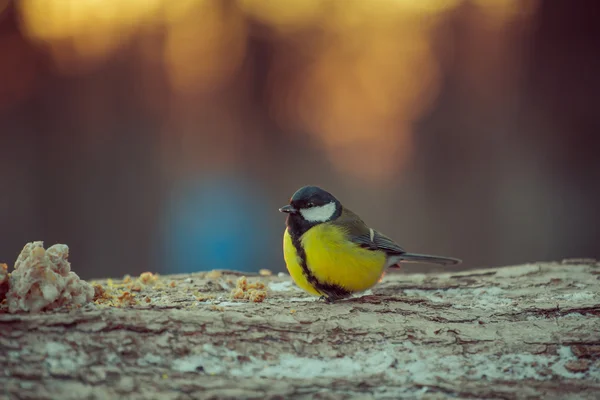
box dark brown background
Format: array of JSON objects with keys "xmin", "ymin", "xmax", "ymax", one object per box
[{"xmin": 1, "ymin": 0, "xmax": 598, "ymax": 278}]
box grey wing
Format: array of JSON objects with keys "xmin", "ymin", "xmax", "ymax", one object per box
[
  {"xmin": 351, "ymin": 228, "xmax": 406, "ymax": 255},
  {"xmin": 334, "ymin": 208, "xmax": 406, "ymax": 255},
  {"xmin": 336, "ymin": 208, "xmax": 460, "ymax": 267}
]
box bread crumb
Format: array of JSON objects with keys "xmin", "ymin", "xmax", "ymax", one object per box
[
  {"xmin": 259, "ymin": 269, "xmax": 272, "ymax": 276},
  {"xmin": 248, "ymin": 290, "xmax": 266, "ymax": 302},
  {"xmin": 236, "ymin": 276, "xmax": 247, "ymax": 291},
  {"xmin": 6, "ymin": 242, "xmax": 94, "ymax": 313},
  {"xmin": 117, "ymin": 291, "xmax": 137, "ymax": 306},
  {"xmin": 169, "ymin": 281, "xmax": 176, "ymax": 288},
  {"xmin": 290, "ymin": 309, "xmax": 296, "ymax": 314},
  {"xmin": 229, "ymin": 276, "xmax": 267, "ymax": 303},
  {"xmin": 206, "ymin": 270, "xmax": 222, "ymax": 280},
  {"xmin": 123, "ymin": 275, "xmax": 132, "ymax": 284},
  {"xmin": 144, "ymin": 296, "xmax": 151, "ymax": 303},
  {"xmin": 248, "ymin": 281, "xmax": 265, "ymax": 290},
  {"xmin": 131, "ymin": 285, "xmax": 142, "ymax": 292},
  {"xmin": 196, "ymin": 294, "xmax": 215, "ymax": 302},
  {"xmin": 93, "ymin": 284, "xmax": 108, "ymax": 301},
  {"xmin": 139, "ymin": 272, "xmax": 158, "ymax": 284},
  {"xmin": 211, "ymin": 305, "xmax": 225, "ymax": 311}
]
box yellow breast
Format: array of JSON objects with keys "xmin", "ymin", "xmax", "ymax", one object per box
[{"xmin": 283, "ymin": 224, "xmax": 387, "ymax": 297}]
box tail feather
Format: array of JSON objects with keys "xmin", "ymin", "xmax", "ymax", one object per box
[{"xmin": 390, "ymin": 252, "xmax": 461, "ymax": 267}]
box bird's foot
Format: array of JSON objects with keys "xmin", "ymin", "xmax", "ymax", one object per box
[{"xmin": 319, "ymin": 295, "xmax": 334, "ymax": 304}]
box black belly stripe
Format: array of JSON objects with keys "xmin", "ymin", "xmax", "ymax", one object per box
[{"xmin": 289, "ymin": 233, "xmax": 352, "ymax": 300}]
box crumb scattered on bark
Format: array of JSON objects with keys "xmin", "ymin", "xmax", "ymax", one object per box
[
  {"xmin": 117, "ymin": 291, "xmax": 138, "ymax": 307},
  {"xmin": 205, "ymin": 270, "xmax": 222, "ymax": 280},
  {"xmin": 196, "ymin": 294, "xmax": 215, "ymax": 302},
  {"xmin": 230, "ymin": 276, "xmax": 267, "ymax": 302},
  {"xmin": 139, "ymin": 272, "xmax": 159, "ymax": 284},
  {"xmin": 93, "ymin": 271, "xmax": 166, "ymax": 307},
  {"xmin": 87, "ymin": 269, "xmax": 271, "ymax": 309}
]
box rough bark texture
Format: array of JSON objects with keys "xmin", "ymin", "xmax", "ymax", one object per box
[{"xmin": 1, "ymin": 261, "xmax": 600, "ymax": 400}]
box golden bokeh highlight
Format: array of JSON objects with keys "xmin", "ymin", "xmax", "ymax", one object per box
[
  {"xmin": 265, "ymin": 1, "xmax": 448, "ymax": 180},
  {"xmin": 11, "ymin": 0, "xmax": 538, "ymax": 181},
  {"xmin": 17, "ymin": 0, "xmax": 164, "ymax": 73}
]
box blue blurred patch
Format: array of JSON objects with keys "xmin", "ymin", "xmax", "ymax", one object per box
[{"xmin": 164, "ymin": 176, "xmax": 270, "ymax": 273}]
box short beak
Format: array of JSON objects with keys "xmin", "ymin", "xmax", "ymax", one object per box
[{"xmin": 279, "ymin": 204, "xmax": 297, "ymax": 214}]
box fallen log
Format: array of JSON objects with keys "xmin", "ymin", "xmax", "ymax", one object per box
[{"xmin": 2, "ymin": 260, "xmax": 600, "ymax": 399}]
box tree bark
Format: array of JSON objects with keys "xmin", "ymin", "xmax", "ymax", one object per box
[{"xmin": 1, "ymin": 261, "xmax": 600, "ymax": 400}]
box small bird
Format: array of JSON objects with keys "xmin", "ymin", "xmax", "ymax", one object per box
[{"xmin": 279, "ymin": 186, "xmax": 461, "ymax": 302}]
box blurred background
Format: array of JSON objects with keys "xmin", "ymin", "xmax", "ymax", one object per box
[{"xmin": 1, "ymin": 0, "xmax": 599, "ymax": 279}]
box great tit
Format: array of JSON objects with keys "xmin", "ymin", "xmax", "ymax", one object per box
[{"xmin": 279, "ymin": 185, "xmax": 461, "ymax": 302}]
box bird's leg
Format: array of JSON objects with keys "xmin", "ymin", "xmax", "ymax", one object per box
[{"xmin": 319, "ymin": 295, "xmax": 334, "ymax": 304}]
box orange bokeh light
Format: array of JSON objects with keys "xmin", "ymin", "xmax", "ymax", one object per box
[{"xmin": 11, "ymin": 0, "xmax": 538, "ymax": 181}]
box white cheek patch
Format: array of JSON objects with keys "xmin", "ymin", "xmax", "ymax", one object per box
[{"xmin": 300, "ymin": 202, "xmax": 337, "ymax": 222}]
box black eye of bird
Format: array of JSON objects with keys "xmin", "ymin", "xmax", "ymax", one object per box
[{"xmin": 306, "ymin": 202, "xmax": 315, "ymax": 208}]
